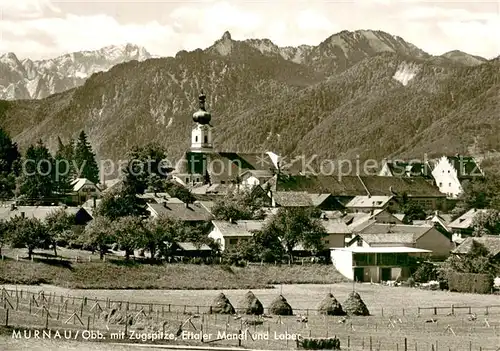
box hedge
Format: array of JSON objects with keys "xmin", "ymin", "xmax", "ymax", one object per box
[
  {"xmin": 297, "ymin": 337, "xmax": 341, "ymax": 350},
  {"xmin": 447, "ymin": 272, "xmax": 493, "ymax": 294}
]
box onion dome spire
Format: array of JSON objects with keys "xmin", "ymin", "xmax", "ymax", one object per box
[{"xmin": 192, "ymin": 89, "xmax": 212, "ymax": 125}]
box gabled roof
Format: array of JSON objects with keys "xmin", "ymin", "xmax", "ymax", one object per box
[
  {"xmin": 393, "ymin": 213, "xmax": 406, "ymax": 221},
  {"xmin": 321, "ymin": 219, "xmax": 352, "ymax": 234},
  {"xmin": 355, "ymin": 233, "xmax": 416, "ymax": 246},
  {"xmin": 359, "ymin": 176, "xmax": 444, "ymax": 197},
  {"xmin": 212, "ymin": 220, "xmax": 266, "ymax": 237},
  {"xmin": 174, "ymin": 242, "xmax": 212, "ymax": 251},
  {"xmin": 309, "ymin": 193, "xmax": 334, "ymax": 207},
  {"xmin": 265, "ymin": 175, "xmax": 367, "ymax": 196},
  {"xmin": 382, "ymin": 160, "xmax": 433, "ymax": 178},
  {"xmin": 452, "ymin": 236, "xmax": 500, "ymax": 256},
  {"xmin": 442, "ymin": 156, "xmax": 483, "ymax": 178},
  {"xmin": 0, "ymin": 205, "xmax": 88, "ymax": 221},
  {"xmin": 147, "ymin": 202, "xmax": 213, "ymax": 221},
  {"xmin": 71, "ymin": 178, "xmax": 99, "ymax": 192},
  {"xmin": 359, "ymin": 223, "xmax": 434, "ymax": 240},
  {"xmin": 174, "ymin": 151, "xmax": 279, "ymax": 183},
  {"xmin": 273, "ymin": 191, "xmax": 313, "ymax": 207},
  {"xmin": 346, "ymin": 196, "xmax": 393, "ymax": 208},
  {"xmin": 265, "ymin": 174, "xmax": 444, "ymax": 198},
  {"xmin": 448, "ymin": 208, "xmax": 489, "ymax": 229}
]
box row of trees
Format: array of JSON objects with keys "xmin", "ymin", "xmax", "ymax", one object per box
[
  {"xmin": 83, "ymin": 215, "xmax": 213, "ymax": 260},
  {"xmin": 0, "ymin": 128, "xmax": 99, "ymax": 203},
  {"xmin": 0, "ymin": 208, "xmax": 75, "ymax": 259}
]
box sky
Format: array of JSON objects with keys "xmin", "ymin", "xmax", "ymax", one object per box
[{"xmin": 0, "ymin": 0, "xmax": 499, "ymax": 60}]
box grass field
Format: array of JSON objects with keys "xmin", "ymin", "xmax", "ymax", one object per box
[
  {"xmin": 0, "ymin": 283, "xmax": 500, "ymax": 351},
  {"xmin": 0, "ymin": 249, "xmax": 347, "ymax": 290}
]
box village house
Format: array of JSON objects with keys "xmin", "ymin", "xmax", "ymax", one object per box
[
  {"xmin": 430, "ymin": 155, "xmax": 483, "ymax": 198},
  {"xmin": 0, "ymin": 204, "xmax": 92, "ymax": 224},
  {"xmin": 146, "ymin": 201, "xmax": 213, "ymax": 223},
  {"xmin": 345, "ymin": 195, "xmax": 396, "ymax": 213},
  {"xmin": 170, "ymin": 242, "xmax": 213, "ymax": 258},
  {"xmin": 448, "ymin": 208, "xmax": 489, "ymax": 237},
  {"xmin": 70, "ymin": 178, "xmax": 100, "ymax": 205},
  {"xmin": 319, "ymin": 218, "xmax": 352, "ymax": 249},
  {"xmin": 355, "ymin": 223, "xmax": 454, "ymax": 258},
  {"xmin": 452, "ymin": 235, "xmax": 500, "ymax": 263},
  {"xmin": 209, "ymin": 220, "xmax": 265, "ymax": 251},
  {"xmin": 331, "ymin": 245, "xmax": 431, "ymax": 283},
  {"xmin": 261, "ymin": 174, "xmax": 446, "ymax": 211},
  {"xmin": 344, "ymin": 209, "xmax": 403, "ymax": 233}
]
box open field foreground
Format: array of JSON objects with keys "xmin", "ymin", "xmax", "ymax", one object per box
[
  {"xmin": 1, "ymin": 284, "xmax": 500, "ymax": 350},
  {"xmin": 0, "ymin": 258, "xmax": 347, "ymax": 289}
]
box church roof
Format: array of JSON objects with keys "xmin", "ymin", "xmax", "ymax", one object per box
[{"xmin": 174, "ymin": 151, "xmax": 279, "ymax": 183}]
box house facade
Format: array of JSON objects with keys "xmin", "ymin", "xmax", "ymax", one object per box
[
  {"xmin": 345, "ymin": 196, "xmax": 396, "ymax": 213},
  {"xmin": 70, "ymin": 178, "xmax": 100, "ymax": 205},
  {"xmin": 209, "ymin": 220, "xmax": 265, "ymax": 251},
  {"xmin": 356, "ymin": 223, "xmax": 454, "ymax": 258},
  {"xmin": 331, "ymin": 246, "xmax": 431, "ymax": 283},
  {"xmin": 431, "ymin": 156, "xmax": 483, "ymax": 198},
  {"xmin": 448, "ymin": 208, "xmax": 489, "ymax": 236}
]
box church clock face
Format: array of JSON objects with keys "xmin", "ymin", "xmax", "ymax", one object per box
[{"xmin": 200, "ymin": 125, "xmax": 209, "ymax": 132}]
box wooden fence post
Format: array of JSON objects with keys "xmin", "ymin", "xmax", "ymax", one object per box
[
  {"xmin": 404, "ymin": 337, "xmax": 407, "ymax": 351},
  {"xmin": 4, "ymin": 308, "xmax": 8, "ymax": 327}
]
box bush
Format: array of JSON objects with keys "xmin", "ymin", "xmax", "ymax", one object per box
[
  {"xmin": 298, "ymin": 337, "xmax": 340, "ymax": 350},
  {"xmin": 406, "ymin": 277, "xmax": 416, "ymax": 287},
  {"xmin": 447, "ymin": 272, "xmax": 493, "ymax": 294},
  {"xmin": 413, "ymin": 262, "xmax": 438, "ymax": 283}
]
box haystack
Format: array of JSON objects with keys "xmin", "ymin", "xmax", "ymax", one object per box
[
  {"xmin": 210, "ymin": 293, "xmax": 235, "ymax": 314},
  {"xmin": 343, "ymin": 292, "xmax": 370, "ymax": 316},
  {"xmin": 269, "ymin": 295, "xmax": 293, "ymax": 316},
  {"xmin": 238, "ymin": 291, "xmax": 264, "ymax": 315},
  {"xmin": 317, "ymin": 293, "xmax": 346, "ymax": 316}
]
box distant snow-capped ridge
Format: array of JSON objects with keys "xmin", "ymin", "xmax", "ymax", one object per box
[{"xmin": 0, "ymin": 44, "xmax": 152, "ymax": 100}]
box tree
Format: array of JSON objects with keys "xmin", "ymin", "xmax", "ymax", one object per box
[
  {"xmin": 401, "ymin": 201, "xmax": 426, "ymax": 224},
  {"xmin": 0, "ymin": 127, "xmax": 21, "ymax": 198},
  {"xmin": 0, "ymin": 220, "xmax": 7, "ymax": 256},
  {"xmin": 82, "ymin": 216, "xmax": 114, "ymax": 260},
  {"xmin": 8, "ymin": 216, "xmax": 49, "ymax": 260},
  {"xmin": 472, "ymin": 209, "xmax": 500, "ymax": 236},
  {"xmin": 212, "ymin": 190, "xmax": 266, "ymax": 221},
  {"xmin": 261, "ymin": 207, "xmax": 327, "ymax": 261},
  {"xmin": 165, "ymin": 182, "xmax": 196, "ymax": 204},
  {"xmin": 53, "ymin": 137, "xmax": 75, "ymax": 196},
  {"xmin": 0, "ymin": 127, "xmax": 21, "ymax": 175},
  {"xmin": 73, "ymin": 131, "xmax": 99, "ymax": 183},
  {"xmin": 122, "ymin": 143, "xmax": 172, "ymax": 195},
  {"xmin": 441, "ymin": 241, "xmax": 498, "ymax": 276},
  {"xmin": 18, "ymin": 140, "xmax": 56, "ymax": 202},
  {"xmin": 113, "ymin": 216, "xmax": 147, "ymax": 260},
  {"xmin": 45, "ymin": 208, "xmax": 76, "ymax": 256},
  {"xmin": 94, "ymin": 190, "xmax": 148, "ymax": 221}
]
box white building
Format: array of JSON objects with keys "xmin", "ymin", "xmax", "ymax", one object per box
[{"xmin": 431, "ymin": 155, "xmax": 483, "ymax": 198}]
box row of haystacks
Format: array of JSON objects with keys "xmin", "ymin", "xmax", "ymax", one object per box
[{"xmin": 209, "ymin": 291, "xmax": 369, "ymax": 316}]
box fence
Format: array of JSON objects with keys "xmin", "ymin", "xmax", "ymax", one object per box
[{"xmin": 1, "ymin": 287, "xmax": 500, "ymax": 350}]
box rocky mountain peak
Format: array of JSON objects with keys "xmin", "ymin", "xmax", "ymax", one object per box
[{"xmin": 222, "ymin": 31, "xmax": 232, "ymax": 41}]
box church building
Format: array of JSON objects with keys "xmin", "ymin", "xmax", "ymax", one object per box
[{"xmin": 173, "ymin": 91, "xmax": 282, "ymax": 187}]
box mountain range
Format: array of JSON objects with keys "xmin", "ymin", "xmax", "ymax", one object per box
[
  {"xmin": 0, "ymin": 44, "xmax": 151, "ymax": 100},
  {"xmin": 0, "ymin": 29, "xmax": 498, "ymax": 170}
]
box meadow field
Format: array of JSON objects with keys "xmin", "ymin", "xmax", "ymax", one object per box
[{"xmin": 1, "ymin": 283, "xmax": 499, "ymax": 351}]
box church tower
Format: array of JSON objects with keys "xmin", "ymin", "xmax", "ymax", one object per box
[{"xmin": 190, "ymin": 90, "xmax": 213, "ymax": 153}]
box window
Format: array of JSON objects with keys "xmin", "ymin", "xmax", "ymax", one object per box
[
  {"xmin": 185, "ymin": 178, "xmax": 189, "ymax": 183},
  {"xmin": 204, "ymin": 135, "xmax": 208, "ymax": 143},
  {"xmin": 439, "ymin": 182, "xmax": 442, "ymax": 187},
  {"xmin": 196, "ymin": 178, "xmax": 200, "ymax": 182},
  {"xmin": 229, "ymin": 239, "xmax": 238, "ymax": 245},
  {"xmin": 357, "ymin": 238, "xmax": 363, "ymax": 247},
  {"xmin": 448, "ymin": 183, "xmax": 451, "ymax": 187},
  {"xmin": 324, "ymin": 240, "xmax": 330, "ymax": 244},
  {"xmin": 195, "ymin": 136, "xmax": 198, "ymax": 142}
]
